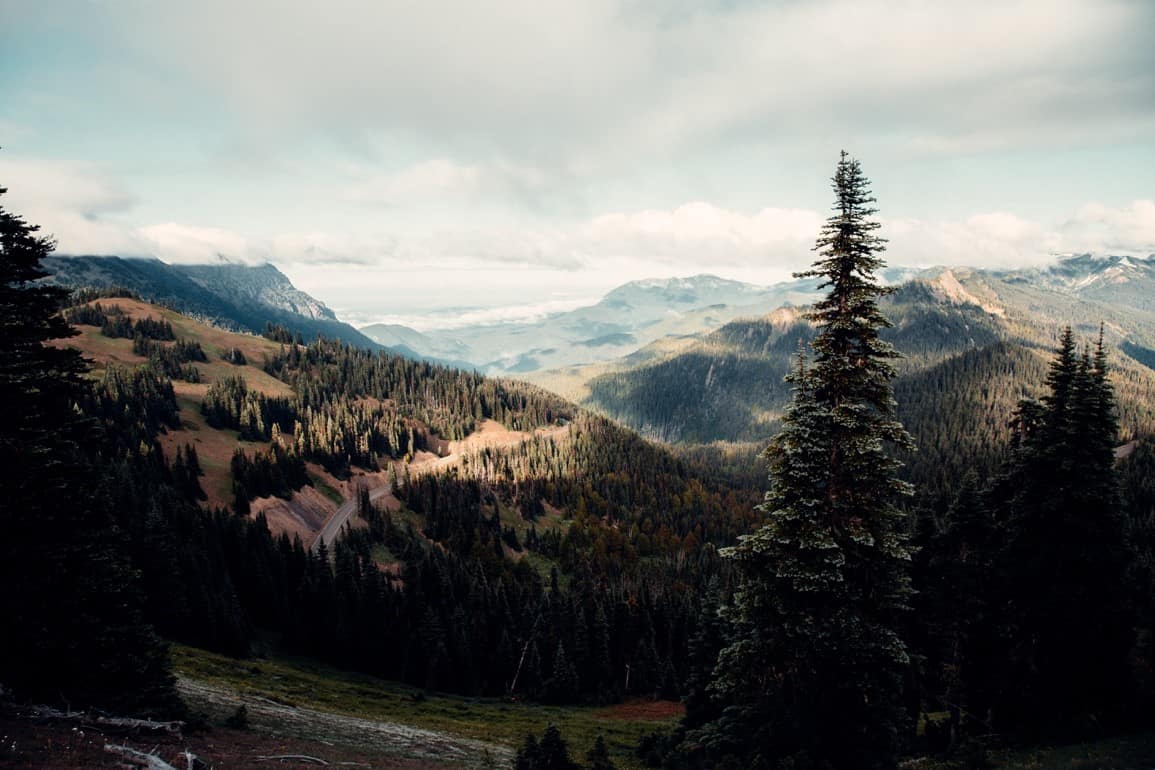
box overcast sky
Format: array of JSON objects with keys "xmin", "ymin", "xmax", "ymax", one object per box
[{"xmin": 2, "ymin": 0, "xmax": 1154, "ymax": 326}]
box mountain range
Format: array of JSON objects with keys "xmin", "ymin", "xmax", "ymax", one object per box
[
  {"xmin": 360, "ymin": 256, "xmax": 1155, "ymax": 379},
  {"xmin": 361, "ymin": 273, "xmax": 823, "ymax": 374},
  {"xmin": 558, "ymin": 254, "xmax": 1155, "ymax": 504},
  {"xmin": 41, "ymin": 255, "xmax": 382, "ymax": 350}
]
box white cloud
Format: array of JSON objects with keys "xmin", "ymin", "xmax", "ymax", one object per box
[
  {"xmin": 43, "ymin": 0, "xmax": 1152, "ymax": 179},
  {"xmin": 0, "ymin": 156, "xmax": 136, "ymax": 219},
  {"xmin": 882, "ymin": 202, "xmax": 1155, "ymax": 268},
  {"xmin": 590, "ymin": 202, "xmax": 821, "ymax": 254},
  {"xmin": 5, "ymin": 152, "xmax": 1153, "ymax": 279},
  {"xmin": 0, "ymin": 156, "xmax": 151, "ymax": 255},
  {"xmin": 338, "ymin": 156, "xmax": 553, "ymax": 213},
  {"xmin": 1061, "ymin": 200, "xmax": 1155, "ymax": 255},
  {"xmin": 343, "ymin": 159, "xmax": 484, "ymax": 206},
  {"xmin": 885, "ymin": 213, "xmax": 1054, "ymax": 268},
  {"xmin": 343, "ymin": 297, "xmax": 603, "ymax": 332},
  {"xmin": 138, "ymin": 223, "xmax": 261, "ymax": 264}
]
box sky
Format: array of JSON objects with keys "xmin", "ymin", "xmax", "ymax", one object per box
[{"xmin": 1, "ymin": 0, "xmax": 1154, "ymax": 328}]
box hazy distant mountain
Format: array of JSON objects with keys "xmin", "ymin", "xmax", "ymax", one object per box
[
  {"xmin": 42, "ymin": 255, "xmax": 381, "ymax": 350},
  {"xmin": 360, "ymin": 273, "xmax": 823, "ymax": 374},
  {"xmin": 1010, "ymin": 253, "xmax": 1155, "ymax": 312},
  {"xmin": 359, "ymin": 323, "xmax": 474, "ymax": 366},
  {"xmin": 573, "ymin": 255, "xmax": 1155, "ymax": 454}
]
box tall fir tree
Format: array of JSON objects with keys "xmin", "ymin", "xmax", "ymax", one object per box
[
  {"xmin": 0, "ymin": 184, "xmax": 178, "ymax": 712},
  {"xmin": 684, "ymin": 153, "xmax": 914, "ymax": 770},
  {"xmin": 992, "ymin": 326, "xmax": 1134, "ymax": 737}
]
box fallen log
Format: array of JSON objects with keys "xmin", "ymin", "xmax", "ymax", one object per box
[
  {"xmin": 255, "ymin": 755, "xmax": 330, "ymax": 765},
  {"xmin": 92, "ymin": 714, "xmax": 184, "ymax": 736},
  {"xmin": 26, "ymin": 705, "xmax": 182, "ymax": 736},
  {"xmin": 104, "ymin": 743, "xmax": 180, "ymax": 770}
]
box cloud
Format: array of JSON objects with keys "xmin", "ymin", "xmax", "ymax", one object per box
[
  {"xmin": 340, "ymin": 157, "xmax": 551, "ymax": 212},
  {"xmin": 0, "ymin": 156, "xmax": 136, "ymax": 218},
  {"xmin": 588, "ymin": 203, "xmax": 822, "ymax": 261},
  {"xmin": 1061, "ymin": 200, "xmax": 1155, "ymax": 255},
  {"xmin": 4, "ymin": 152, "xmax": 1152, "ymax": 276},
  {"xmin": 885, "ymin": 213, "xmax": 1053, "ymax": 268},
  {"xmin": 138, "ymin": 223, "xmax": 261, "ymax": 264},
  {"xmin": 341, "ymin": 297, "xmax": 603, "ymax": 332},
  {"xmin": 0, "ymin": 156, "xmax": 152, "ymax": 255},
  {"xmin": 31, "ymin": 0, "xmax": 1153, "ymax": 180},
  {"xmin": 883, "ymin": 202, "xmax": 1155, "ymax": 267},
  {"xmin": 343, "ymin": 159, "xmax": 484, "ymax": 206}
]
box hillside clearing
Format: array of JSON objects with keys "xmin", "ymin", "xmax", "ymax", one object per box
[{"xmin": 173, "ymin": 645, "xmax": 682, "ymax": 769}]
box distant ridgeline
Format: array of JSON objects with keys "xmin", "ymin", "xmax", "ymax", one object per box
[{"xmin": 42, "ymin": 255, "xmax": 383, "ymax": 351}]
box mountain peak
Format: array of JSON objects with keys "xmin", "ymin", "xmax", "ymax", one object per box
[
  {"xmin": 603, "ymin": 274, "xmax": 765, "ymax": 307},
  {"xmin": 1054, "ymin": 252, "xmax": 1154, "ymax": 270},
  {"xmin": 175, "ymin": 262, "xmax": 336, "ymax": 320}
]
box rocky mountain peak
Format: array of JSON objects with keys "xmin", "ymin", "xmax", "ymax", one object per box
[{"xmin": 175, "ymin": 262, "xmax": 337, "ymax": 321}]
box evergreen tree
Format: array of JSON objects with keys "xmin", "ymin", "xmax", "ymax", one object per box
[
  {"xmin": 536, "ymin": 724, "xmax": 581, "ymax": 770},
  {"xmin": 688, "ymin": 153, "xmax": 914, "ymax": 770},
  {"xmin": 919, "ymin": 474, "xmax": 1001, "ymax": 747},
  {"xmin": 992, "ymin": 326, "xmax": 1134, "ymax": 737},
  {"xmin": 515, "ymin": 734, "xmax": 541, "ymax": 770},
  {"xmin": 586, "ymin": 735, "xmax": 618, "ymax": 770},
  {"xmin": 516, "ymin": 725, "xmax": 584, "ymax": 770},
  {"xmin": 545, "ymin": 641, "xmax": 580, "ymax": 704},
  {"xmin": 0, "ymin": 185, "xmax": 178, "ymax": 712}
]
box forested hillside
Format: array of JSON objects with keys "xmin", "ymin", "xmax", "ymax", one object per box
[
  {"xmin": 583, "ymin": 267, "xmax": 1155, "ymax": 505},
  {"xmin": 21, "ymin": 283, "xmax": 763, "ymax": 710}
]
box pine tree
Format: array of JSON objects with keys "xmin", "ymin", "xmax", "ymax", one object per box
[
  {"xmin": 993, "ymin": 326, "xmax": 1134, "ymax": 737},
  {"xmin": 689, "ymin": 153, "xmax": 914, "ymax": 770},
  {"xmin": 515, "ymin": 734, "xmax": 541, "ymax": 770},
  {"xmin": 545, "ymin": 641, "xmax": 580, "ymax": 704},
  {"xmin": 514, "ymin": 725, "xmax": 581, "ymax": 770},
  {"xmin": 536, "ymin": 724, "xmax": 580, "ymax": 770},
  {"xmin": 0, "ymin": 184, "xmax": 178, "ymax": 712},
  {"xmin": 586, "ymin": 735, "xmax": 618, "ymax": 770}
]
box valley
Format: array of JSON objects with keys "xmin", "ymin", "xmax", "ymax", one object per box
[{"xmin": 10, "ymin": 196, "xmax": 1155, "ymax": 770}]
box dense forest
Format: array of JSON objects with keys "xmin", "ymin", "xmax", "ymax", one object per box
[{"xmin": 47, "ymin": 324, "xmax": 761, "ymax": 706}]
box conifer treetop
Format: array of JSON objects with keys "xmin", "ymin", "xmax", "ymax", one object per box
[{"xmin": 798, "ymin": 150, "xmax": 888, "ymax": 285}]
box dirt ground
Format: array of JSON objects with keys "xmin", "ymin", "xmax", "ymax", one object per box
[
  {"xmin": 176, "ymin": 678, "xmax": 510, "ymax": 768},
  {"xmin": 1, "ymin": 657, "xmax": 510, "ymax": 770},
  {"xmin": 0, "ymin": 711, "xmax": 460, "ymax": 769}
]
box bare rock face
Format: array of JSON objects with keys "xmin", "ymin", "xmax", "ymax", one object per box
[{"xmin": 175, "ymin": 262, "xmax": 338, "ymax": 320}]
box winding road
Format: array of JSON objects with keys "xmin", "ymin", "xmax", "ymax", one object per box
[
  {"xmin": 311, "ymin": 482, "xmax": 394, "ymax": 553},
  {"xmin": 309, "ymin": 420, "xmax": 570, "ymax": 554}
]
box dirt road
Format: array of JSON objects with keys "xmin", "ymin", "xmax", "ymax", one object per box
[
  {"xmin": 311, "ymin": 420, "xmax": 569, "ymax": 553},
  {"xmin": 312, "ymin": 483, "xmax": 396, "ymax": 553}
]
